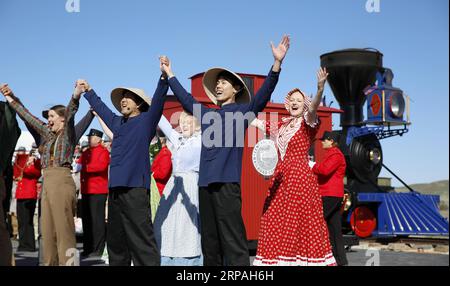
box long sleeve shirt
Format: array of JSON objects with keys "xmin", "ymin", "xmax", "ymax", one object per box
[
  {"xmin": 158, "ymin": 114, "xmax": 201, "ymax": 173},
  {"xmin": 15, "ymin": 159, "xmax": 41, "ymax": 200},
  {"xmin": 312, "ymin": 147, "xmax": 346, "ymax": 197},
  {"xmin": 9, "ymin": 97, "xmax": 79, "ymax": 169},
  {"xmin": 168, "ymin": 68, "xmax": 280, "ymax": 187},
  {"xmin": 25, "ymin": 110, "xmax": 95, "ymax": 146},
  {"xmin": 83, "ymin": 77, "xmax": 168, "ymax": 189},
  {"xmin": 150, "ymin": 146, "xmax": 172, "ymax": 195},
  {"xmin": 80, "ymin": 144, "xmax": 110, "ymax": 195}
]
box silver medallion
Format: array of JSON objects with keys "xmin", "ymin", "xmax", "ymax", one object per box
[{"xmin": 252, "ymin": 139, "xmax": 278, "ymax": 177}]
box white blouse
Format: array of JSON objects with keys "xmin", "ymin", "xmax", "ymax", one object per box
[{"xmin": 158, "ymin": 115, "xmax": 202, "ymax": 173}]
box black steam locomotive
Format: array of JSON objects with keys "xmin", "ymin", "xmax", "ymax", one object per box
[{"xmin": 320, "ymin": 49, "xmax": 448, "ymax": 238}]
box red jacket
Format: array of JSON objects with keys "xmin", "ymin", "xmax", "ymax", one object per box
[
  {"xmin": 151, "ymin": 146, "xmax": 172, "ymax": 196},
  {"xmin": 80, "ymin": 145, "xmax": 110, "ymax": 195},
  {"xmin": 312, "ymin": 147, "xmax": 346, "ymax": 198},
  {"xmin": 13, "ymin": 154, "xmax": 29, "ymax": 180},
  {"xmin": 16, "ymin": 159, "xmax": 41, "ymax": 200}
]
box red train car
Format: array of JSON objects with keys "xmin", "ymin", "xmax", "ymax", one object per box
[{"xmin": 161, "ymin": 71, "xmax": 342, "ymax": 242}]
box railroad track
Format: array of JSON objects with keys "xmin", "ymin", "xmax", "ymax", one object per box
[{"xmin": 361, "ymin": 236, "xmax": 449, "ymax": 246}]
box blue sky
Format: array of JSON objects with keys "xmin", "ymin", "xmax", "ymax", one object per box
[{"xmin": 0, "ymin": 0, "xmax": 448, "ymax": 186}]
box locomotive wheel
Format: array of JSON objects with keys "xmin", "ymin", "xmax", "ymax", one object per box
[{"xmin": 350, "ymin": 206, "xmax": 376, "ymax": 238}]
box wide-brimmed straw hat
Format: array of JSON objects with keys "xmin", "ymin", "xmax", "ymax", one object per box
[
  {"xmin": 202, "ymin": 67, "xmax": 251, "ymax": 105},
  {"xmin": 110, "ymin": 87, "xmax": 151, "ymax": 113}
]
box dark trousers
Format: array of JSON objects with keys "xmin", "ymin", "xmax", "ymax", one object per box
[
  {"xmin": 17, "ymin": 199, "xmax": 37, "ymax": 251},
  {"xmin": 82, "ymin": 194, "xmax": 107, "ymax": 255},
  {"xmin": 0, "ymin": 176, "xmax": 12, "ymax": 266},
  {"xmin": 107, "ymin": 187, "xmax": 159, "ymax": 266},
  {"xmin": 322, "ymin": 196, "xmax": 348, "ymax": 266},
  {"xmin": 199, "ymin": 183, "xmax": 249, "ymax": 266}
]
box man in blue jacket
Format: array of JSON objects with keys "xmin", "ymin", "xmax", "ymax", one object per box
[
  {"xmin": 160, "ymin": 35, "xmax": 290, "ymax": 266},
  {"xmin": 77, "ymin": 74, "xmax": 168, "ymax": 266}
]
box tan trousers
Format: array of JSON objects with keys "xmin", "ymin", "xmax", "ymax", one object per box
[
  {"xmin": 10, "ymin": 214, "xmax": 18, "ymax": 238},
  {"xmin": 41, "ymin": 167, "xmax": 77, "ymax": 266}
]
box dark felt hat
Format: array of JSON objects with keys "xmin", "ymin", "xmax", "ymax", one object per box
[
  {"xmin": 87, "ymin": 128, "xmax": 103, "ymax": 138},
  {"xmin": 320, "ymin": 131, "xmax": 340, "ymax": 142}
]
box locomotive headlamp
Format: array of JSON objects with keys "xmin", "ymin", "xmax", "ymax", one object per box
[
  {"xmin": 369, "ymin": 148, "xmax": 381, "ymax": 164},
  {"xmin": 389, "ymin": 92, "xmax": 405, "ymax": 118},
  {"xmin": 365, "ymin": 69, "xmax": 410, "ymax": 125}
]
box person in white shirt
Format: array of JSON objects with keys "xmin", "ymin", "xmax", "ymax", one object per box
[{"xmin": 153, "ymin": 111, "xmax": 202, "ymax": 266}]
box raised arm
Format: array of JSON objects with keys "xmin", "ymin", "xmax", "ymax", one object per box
[
  {"xmin": 145, "ymin": 76, "xmax": 169, "ymax": 140},
  {"xmin": 75, "ymin": 109, "xmax": 95, "ymax": 142},
  {"xmin": 271, "ymin": 35, "xmax": 290, "ymax": 73},
  {"xmin": 160, "ymin": 56, "xmax": 208, "ymax": 119},
  {"xmin": 158, "ymin": 114, "xmax": 181, "ymax": 148},
  {"xmin": 250, "ymin": 118, "xmax": 281, "ymax": 139},
  {"xmin": 246, "ymin": 35, "xmax": 290, "ymax": 114},
  {"xmin": 250, "ymin": 118, "xmax": 266, "ymax": 132},
  {"xmin": 65, "ymin": 83, "xmax": 82, "ymax": 129},
  {"xmin": 8, "ymin": 96, "xmax": 46, "ymax": 146},
  {"xmin": 78, "ymin": 79, "xmax": 119, "ymax": 132},
  {"xmin": 92, "ymin": 110, "xmax": 114, "ymax": 140},
  {"xmin": 306, "ymin": 67, "xmax": 328, "ymax": 125},
  {"xmin": 25, "ymin": 122, "xmax": 43, "ymax": 146},
  {"xmin": 1, "ymin": 84, "xmax": 50, "ymax": 138}
]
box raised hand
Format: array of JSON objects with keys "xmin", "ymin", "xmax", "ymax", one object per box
[
  {"xmin": 159, "ymin": 56, "xmax": 174, "ymax": 78},
  {"xmin": 271, "ymin": 35, "xmax": 290, "ymax": 63},
  {"xmin": 0, "ymin": 84, "xmax": 13, "ymax": 97},
  {"xmin": 309, "ymin": 67, "xmax": 329, "ymax": 117},
  {"xmin": 73, "ymin": 79, "xmax": 90, "ymax": 98},
  {"xmin": 317, "ymin": 67, "xmax": 329, "ymax": 90}
]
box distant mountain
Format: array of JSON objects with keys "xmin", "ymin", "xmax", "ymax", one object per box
[{"xmin": 395, "ymin": 180, "xmax": 449, "ymax": 219}]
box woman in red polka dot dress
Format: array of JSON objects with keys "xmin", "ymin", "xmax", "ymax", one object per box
[{"xmin": 251, "ymin": 67, "xmax": 336, "ymax": 266}]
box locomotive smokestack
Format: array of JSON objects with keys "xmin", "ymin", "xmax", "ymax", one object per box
[{"xmin": 320, "ymin": 49, "xmax": 383, "ymax": 127}]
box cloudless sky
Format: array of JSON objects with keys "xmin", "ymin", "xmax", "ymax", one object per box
[{"xmin": 0, "ymin": 0, "xmax": 448, "ymax": 186}]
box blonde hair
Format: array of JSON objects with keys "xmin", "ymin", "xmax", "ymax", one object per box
[{"xmin": 179, "ymin": 111, "xmax": 201, "ymax": 132}]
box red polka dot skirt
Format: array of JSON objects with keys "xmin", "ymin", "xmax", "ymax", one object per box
[{"xmin": 254, "ymin": 121, "xmax": 337, "ymax": 266}]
